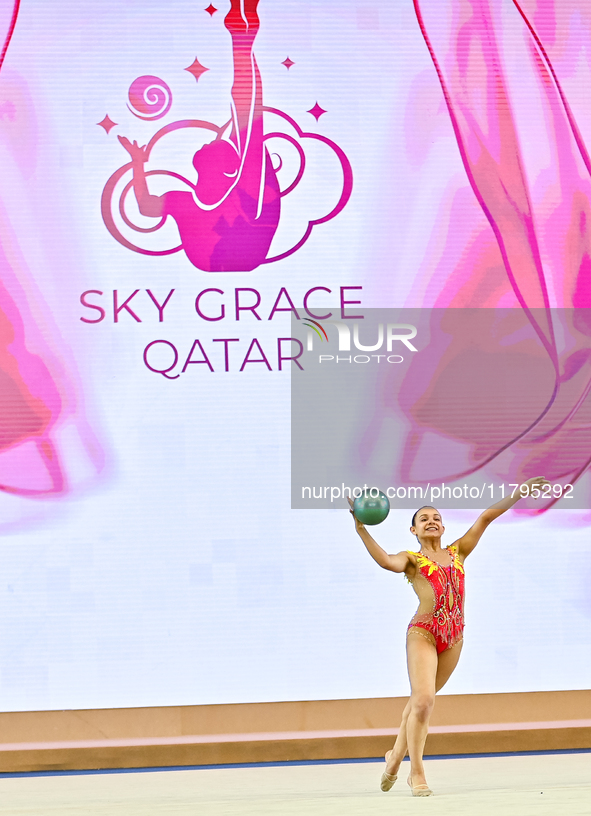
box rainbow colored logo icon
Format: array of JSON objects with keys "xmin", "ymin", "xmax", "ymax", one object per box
[{"xmin": 303, "ymin": 319, "xmax": 329, "ymax": 342}]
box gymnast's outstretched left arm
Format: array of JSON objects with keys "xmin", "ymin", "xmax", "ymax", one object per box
[{"xmin": 456, "ymin": 475, "xmax": 549, "ymax": 559}]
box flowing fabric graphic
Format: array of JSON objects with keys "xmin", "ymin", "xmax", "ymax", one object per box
[
  {"xmin": 360, "ymin": 0, "xmax": 591, "ymax": 512},
  {"xmin": 0, "ymin": 0, "xmax": 102, "ymax": 498}
]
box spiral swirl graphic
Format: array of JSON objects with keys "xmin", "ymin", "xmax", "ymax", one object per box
[{"xmin": 127, "ymin": 75, "xmax": 172, "ymax": 121}]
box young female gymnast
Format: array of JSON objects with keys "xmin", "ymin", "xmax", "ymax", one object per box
[{"xmin": 348, "ymin": 475, "xmax": 548, "ymax": 796}]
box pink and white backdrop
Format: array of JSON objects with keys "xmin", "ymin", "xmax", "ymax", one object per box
[{"xmin": 0, "ymin": 0, "xmax": 589, "ymax": 711}]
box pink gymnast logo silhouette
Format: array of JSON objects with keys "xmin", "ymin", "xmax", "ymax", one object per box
[{"xmin": 101, "ymin": 0, "xmax": 352, "ymax": 272}]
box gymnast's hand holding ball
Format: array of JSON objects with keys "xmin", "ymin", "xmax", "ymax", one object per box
[{"xmin": 349, "ymin": 488, "xmax": 390, "ymax": 526}]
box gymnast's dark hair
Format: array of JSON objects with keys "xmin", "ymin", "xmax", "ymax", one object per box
[{"xmin": 411, "ymin": 506, "xmax": 437, "ymax": 527}]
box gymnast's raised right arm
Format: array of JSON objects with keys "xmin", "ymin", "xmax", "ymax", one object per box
[{"xmin": 348, "ymin": 498, "xmax": 411, "ymax": 573}]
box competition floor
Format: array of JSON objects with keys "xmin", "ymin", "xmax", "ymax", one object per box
[{"xmin": 1, "ymin": 751, "xmax": 589, "ymax": 815}]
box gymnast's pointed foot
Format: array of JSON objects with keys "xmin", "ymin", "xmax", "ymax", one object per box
[
  {"xmin": 380, "ymin": 750, "xmax": 398, "ymax": 791},
  {"xmin": 380, "ymin": 770, "xmax": 398, "ymax": 791}
]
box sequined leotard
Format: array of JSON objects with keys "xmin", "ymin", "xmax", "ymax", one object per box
[{"xmin": 406, "ymin": 545, "xmax": 465, "ymax": 654}]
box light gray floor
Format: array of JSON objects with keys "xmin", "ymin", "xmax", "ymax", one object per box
[{"xmin": 1, "ymin": 753, "xmax": 590, "ymax": 815}]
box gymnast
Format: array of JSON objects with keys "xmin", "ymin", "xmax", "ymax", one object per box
[{"xmin": 348, "ymin": 475, "xmax": 549, "ymax": 796}]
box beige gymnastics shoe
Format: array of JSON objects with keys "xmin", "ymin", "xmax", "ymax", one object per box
[
  {"xmin": 380, "ymin": 751, "xmax": 398, "ymax": 791},
  {"xmin": 408, "ymin": 775, "xmax": 433, "ymax": 796},
  {"xmin": 380, "ymin": 770, "xmax": 398, "ymax": 791}
]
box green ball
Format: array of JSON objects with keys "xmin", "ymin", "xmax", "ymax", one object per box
[{"xmin": 353, "ymin": 489, "xmax": 390, "ymax": 525}]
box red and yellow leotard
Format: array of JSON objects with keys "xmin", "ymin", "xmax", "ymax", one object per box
[{"xmin": 406, "ymin": 545, "xmax": 465, "ymax": 654}]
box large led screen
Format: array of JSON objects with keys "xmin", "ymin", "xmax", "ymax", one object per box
[{"xmin": 0, "ymin": 0, "xmax": 589, "ymax": 711}]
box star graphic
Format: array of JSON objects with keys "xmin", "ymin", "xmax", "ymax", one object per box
[
  {"xmin": 281, "ymin": 56, "xmax": 295, "ymax": 70},
  {"xmin": 184, "ymin": 57, "xmax": 209, "ymax": 83},
  {"xmin": 205, "ymin": 4, "xmax": 217, "ymax": 15},
  {"xmin": 307, "ymin": 102, "xmax": 327, "ymax": 122},
  {"xmin": 97, "ymin": 114, "xmax": 117, "ymax": 134}
]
